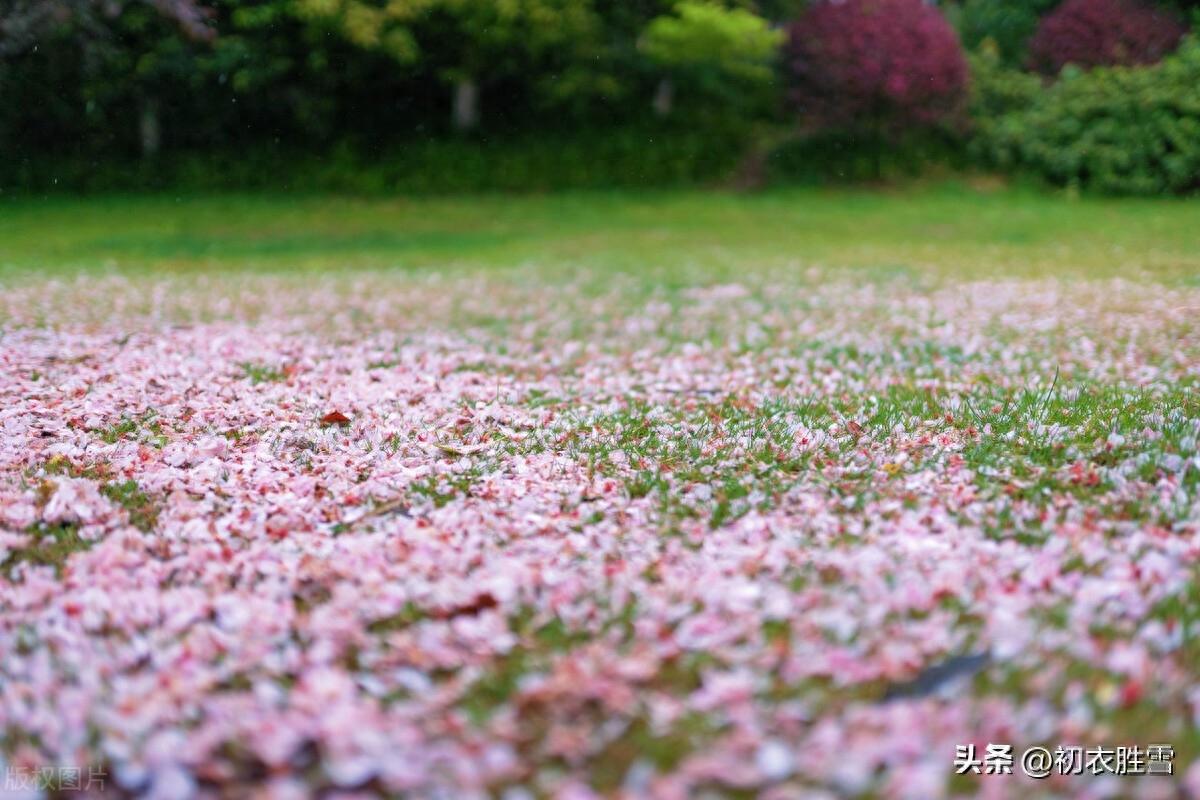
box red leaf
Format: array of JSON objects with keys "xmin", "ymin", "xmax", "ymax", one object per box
[
  {"xmin": 1119, "ymin": 679, "xmax": 1143, "ymax": 708},
  {"xmin": 431, "ymin": 592, "xmax": 499, "ymax": 620},
  {"xmin": 320, "ymin": 411, "xmax": 351, "ymax": 425}
]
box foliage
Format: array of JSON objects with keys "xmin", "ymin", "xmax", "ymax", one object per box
[
  {"xmin": 785, "ymin": 0, "xmax": 969, "ymax": 178},
  {"xmin": 975, "ymin": 37, "xmax": 1200, "ymax": 194},
  {"xmin": 288, "ymin": 0, "xmax": 429, "ymax": 63},
  {"xmin": 0, "ymin": 0, "xmax": 398, "ymax": 160},
  {"xmin": 1027, "ymin": 0, "xmax": 1188, "ymax": 73},
  {"xmin": 965, "ymin": 42, "xmax": 1045, "ymax": 170},
  {"xmin": 292, "ymin": 0, "xmax": 603, "ymax": 89},
  {"xmin": 955, "ymin": 0, "xmax": 1061, "ymax": 67},
  {"xmin": 785, "ymin": 0, "xmax": 969, "ymax": 133},
  {"xmin": 0, "ymin": 0, "xmax": 213, "ymax": 57},
  {"xmin": 639, "ymin": 1, "xmax": 783, "ymax": 117},
  {"xmin": 0, "ymin": 0, "xmax": 222, "ymax": 157},
  {"xmin": 766, "ymin": 129, "xmax": 968, "ymax": 185},
  {"xmin": 2, "ymin": 0, "xmax": 1198, "ymax": 192},
  {"xmin": 0, "ymin": 125, "xmax": 749, "ymax": 194},
  {"xmin": 641, "ymin": 1, "xmax": 782, "ymax": 83}
]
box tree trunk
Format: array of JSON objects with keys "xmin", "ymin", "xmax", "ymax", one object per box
[
  {"xmin": 140, "ymin": 97, "xmax": 161, "ymax": 159},
  {"xmin": 453, "ymin": 79, "xmax": 479, "ymax": 132},
  {"xmin": 653, "ymin": 77, "xmax": 674, "ymax": 118}
]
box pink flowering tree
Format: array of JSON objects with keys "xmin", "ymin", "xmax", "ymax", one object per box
[
  {"xmin": 1027, "ymin": 0, "xmax": 1188, "ymax": 75},
  {"xmin": 785, "ymin": 0, "xmax": 969, "ymax": 179}
]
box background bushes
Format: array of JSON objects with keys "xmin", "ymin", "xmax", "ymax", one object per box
[
  {"xmin": 776, "ymin": 0, "xmax": 1199, "ymax": 194},
  {"xmin": 2, "ymin": 0, "xmax": 1198, "ymax": 196},
  {"xmin": 784, "ymin": 0, "xmax": 969, "ymax": 181},
  {"xmin": 1027, "ymin": 0, "xmax": 1187, "ymax": 73},
  {"xmin": 1, "ymin": 124, "xmax": 749, "ymax": 195},
  {"xmin": 975, "ymin": 37, "xmax": 1200, "ymax": 194},
  {"xmin": 956, "ymin": 0, "xmax": 1062, "ymax": 67}
]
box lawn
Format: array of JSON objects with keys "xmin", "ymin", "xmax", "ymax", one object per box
[
  {"xmin": 2, "ymin": 182, "xmax": 1199, "ymax": 282},
  {"xmin": 1, "ymin": 184, "xmax": 1199, "ymax": 799}
]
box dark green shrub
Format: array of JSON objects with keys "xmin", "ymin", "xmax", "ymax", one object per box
[
  {"xmin": 766, "ymin": 130, "xmax": 968, "ymax": 185},
  {"xmin": 966, "ymin": 44, "xmax": 1045, "ymax": 170},
  {"xmin": 0, "ymin": 125, "xmax": 750, "ymax": 195},
  {"xmin": 957, "ymin": 0, "xmax": 1061, "ymax": 67},
  {"xmin": 972, "ymin": 37, "xmax": 1200, "ymax": 194}
]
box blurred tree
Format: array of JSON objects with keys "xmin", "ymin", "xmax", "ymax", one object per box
[
  {"xmin": 980, "ymin": 35, "xmax": 1200, "ymax": 194},
  {"xmin": 433, "ymin": 0, "xmax": 602, "ymax": 131},
  {"xmin": 292, "ymin": 0, "xmax": 601, "ymax": 131},
  {"xmin": 786, "ymin": 0, "xmax": 969, "ymax": 179},
  {"xmin": 751, "ymin": 0, "xmax": 810, "ymax": 24},
  {"xmin": 1027, "ymin": 0, "xmax": 1187, "ymax": 74},
  {"xmin": 534, "ymin": 0, "xmax": 668, "ymax": 124},
  {"xmin": 639, "ymin": 1, "xmax": 782, "ymax": 118},
  {"xmin": 289, "ymin": 0, "xmax": 431, "ymax": 66},
  {"xmin": 954, "ymin": 0, "xmax": 1060, "ymax": 66},
  {"xmin": 0, "ymin": 0, "xmax": 216, "ymax": 159},
  {"xmin": 212, "ymin": 0, "xmax": 377, "ymax": 146},
  {"xmin": 0, "ymin": 0, "xmax": 213, "ymax": 57}
]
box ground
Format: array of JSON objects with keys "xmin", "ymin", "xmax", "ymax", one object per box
[{"xmin": 1, "ymin": 184, "xmax": 1198, "ymax": 799}]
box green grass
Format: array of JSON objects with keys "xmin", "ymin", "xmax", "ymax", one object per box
[
  {"xmin": 100, "ymin": 479, "xmax": 162, "ymax": 533},
  {"xmin": 6, "ymin": 518, "xmax": 156, "ymax": 580},
  {"xmin": 488, "ymin": 383, "xmax": 1198, "ymax": 537},
  {"xmin": 3, "ymin": 460, "xmax": 164, "ymax": 580},
  {"xmin": 1, "ymin": 182, "xmax": 1198, "ymax": 284},
  {"xmin": 238, "ymin": 362, "xmax": 288, "ymax": 385},
  {"xmin": 1, "ymin": 522, "xmax": 92, "ymax": 576}
]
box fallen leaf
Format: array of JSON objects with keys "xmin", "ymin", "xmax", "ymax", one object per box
[
  {"xmin": 340, "ymin": 498, "xmax": 412, "ymax": 531},
  {"xmin": 36, "ymin": 479, "xmax": 58, "ymax": 505},
  {"xmin": 320, "ymin": 411, "xmax": 351, "ymax": 425},
  {"xmin": 431, "ymin": 592, "xmax": 499, "ymax": 620},
  {"xmin": 882, "ymin": 652, "xmax": 991, "ymax": 702},
  {"xmin": 426, "ymin": 442, "xmax": 487, "ymax": 457}
]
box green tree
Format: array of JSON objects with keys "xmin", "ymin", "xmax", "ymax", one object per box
[
  {"xmin": 640, "ymin": 0, "xmax": 782, "ymax": 117},
  {"xmin": 955, "ymin": 0, "xmax": 1060, "ymax": 66},
  {"xmin": 293, "ymin": 0, "xmax": 601, "ymax": 130},
  {"xmin": 0, "ymin": 0, "xmax": 217, "ymax": 159}
]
